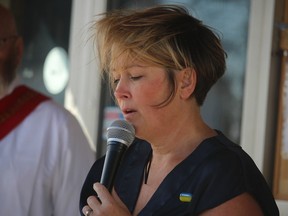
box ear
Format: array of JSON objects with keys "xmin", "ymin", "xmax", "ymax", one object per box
[{"xmin": 179, "ymin": 67, "xmax": 196, "ymax": 99}]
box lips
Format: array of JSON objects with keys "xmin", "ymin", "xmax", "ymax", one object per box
[{"xmin": 122, "ymin": 108, "xmax": 136, "ymax": 115}]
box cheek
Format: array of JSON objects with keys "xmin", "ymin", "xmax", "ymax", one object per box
[
  {"xmin": 0, "ymin": 52, "xmax": 8, "ymax": 61},
  {"xmin": 0, "ymin": 49, "xmax": 14, "ymax": 65},
  {"xmin": 0, "ymin": 51, "xmax": 18, "ymax": 84},
  {"xmin": 134, "ymin": 78, "xmax": 170, "ymax": 106}
]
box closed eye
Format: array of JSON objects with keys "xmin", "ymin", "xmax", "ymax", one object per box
[
  {"xmin": 130, "ymin": 76, "xmax": 142, "ymax": 81},
  {"xmin": 113, "ymin": 79, "xmax": 120, "ymax": 85}
]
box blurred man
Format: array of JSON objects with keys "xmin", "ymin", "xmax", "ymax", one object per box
[{"xmin": 0, "ymin": 4, "xmax": 95, "ymax": 216}]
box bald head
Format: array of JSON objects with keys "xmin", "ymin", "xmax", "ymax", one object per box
[{"xmin": 0, "ymin": 4, "xmax": 18, "ymax": 37}]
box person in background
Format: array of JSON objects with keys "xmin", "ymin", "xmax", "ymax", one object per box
[
  {"xmin": 80, "ymin": 5, "xmax": 279, "ymax": 216},
  {"xmin": 0, "ymin": 4, "xmax": 95, "ymax": 216}
]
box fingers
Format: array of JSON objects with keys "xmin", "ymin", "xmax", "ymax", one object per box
[
  {"xmin": 93, "ymin": 182, "xmax": 110, "ymax": 202},
  {"xmin": 87, "ymin": 193, "xmax": 102, "ymax": 210},
  {"xmin": 82, "ymin": 205, "xmax": 93, "ymax": 216},
  {"xmin": 83, "ymin": 183, "xmax": 131, "ymax": 215},
  {"xmin": 82, "ymin": 183, "xmax": 110, "ymax": 215},
  {"xmin": 83, "ymin": 193, "xmax": 102, "ymax": 216}
]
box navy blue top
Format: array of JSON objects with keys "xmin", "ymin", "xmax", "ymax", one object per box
[{"xmin": 80, "ymin": 132, "xmax": 279, "ymax": 215}]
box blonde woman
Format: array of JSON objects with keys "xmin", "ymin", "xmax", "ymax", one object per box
[{"xmin": 81, "ymin": 5, "xmax": 278, "ymax": 216}]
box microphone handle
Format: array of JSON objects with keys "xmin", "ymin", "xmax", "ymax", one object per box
[{"xmin": 100, "ymin": 141, "xmax": 127, "ymax": 192}]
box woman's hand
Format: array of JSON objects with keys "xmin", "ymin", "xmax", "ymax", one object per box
[{"xmin": 82, "ymin": 182, "xmax": 132, "ymax": 216}]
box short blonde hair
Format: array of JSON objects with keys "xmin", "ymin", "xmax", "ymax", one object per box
[{"xmin": 93, "ymin": 5, "xmax": 227, "ymax": 105}]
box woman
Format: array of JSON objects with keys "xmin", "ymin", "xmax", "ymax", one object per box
[{"xmin": 80, "ymin": 5, "xmax": 279, "ymax": 216}]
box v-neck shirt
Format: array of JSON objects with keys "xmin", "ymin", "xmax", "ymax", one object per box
[{"xmin": 80, "ymin": 132, "xmax": 279, "ymax": 215}]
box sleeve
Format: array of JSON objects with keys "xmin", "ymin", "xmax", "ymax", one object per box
[
  {"xmin": 51, "ymin": 111, "xmax": 95, "ymax": 216},
  {"xmin": 194, "ymin": 149, "xmax": 246, "ymax": 214}
]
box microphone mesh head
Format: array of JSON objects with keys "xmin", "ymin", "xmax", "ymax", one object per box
[{"xmin": 107, "ymin": 120, "xmax": 135, "ymax": 146}]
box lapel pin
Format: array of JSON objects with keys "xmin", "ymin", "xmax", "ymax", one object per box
[{"xmin": 179, "ymin": 193, "xmax": 193, "ymax": 202}]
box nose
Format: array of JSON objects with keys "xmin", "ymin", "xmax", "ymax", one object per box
[{"xmin": 114, "ymin": 78, "xmax": 131, "ymax": 100}]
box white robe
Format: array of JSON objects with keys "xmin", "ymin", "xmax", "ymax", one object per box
[{"xmin": 0, "ymin": 87, "xmax": 95, "ymax": 216}]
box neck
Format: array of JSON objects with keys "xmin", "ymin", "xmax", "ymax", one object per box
[
  {"xmin": 143, "ymin": 119, "xmax": 216, "ymax": 186},
  {"xmin": 149, "ymin": 111, "xmax": 215, "ymax": 157}
]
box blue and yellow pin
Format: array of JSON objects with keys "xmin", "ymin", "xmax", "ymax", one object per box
[{"xmin": 179, "ymin": 193, "xmax": 193, "ymax": 202}]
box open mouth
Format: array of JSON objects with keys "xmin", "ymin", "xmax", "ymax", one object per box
[{"xmin": 123, "ymin": 109, "xmax": 136, "ymax": 115}]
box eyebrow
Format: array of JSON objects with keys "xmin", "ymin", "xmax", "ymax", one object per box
[
  {"xmin": 111, "ymin": 64, "xmax": 148, "ymax": 72},
  {"xmin": 127, "ymin": 64, "xmax": 148, "ymax": 69}
]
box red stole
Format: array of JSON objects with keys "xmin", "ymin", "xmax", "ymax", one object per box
[{"xmin": 0, "ymin": 85, "xmax": 50, "ymax": 140}]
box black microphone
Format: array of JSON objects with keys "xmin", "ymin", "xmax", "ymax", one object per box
[{"xmin": 100, "ymin": 119, "xmax": 135, "ymax": 192}]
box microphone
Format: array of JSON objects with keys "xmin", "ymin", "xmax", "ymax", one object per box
[{"xmin": 100, "ymin": 119, "xmax": 135, "ymax": 192}]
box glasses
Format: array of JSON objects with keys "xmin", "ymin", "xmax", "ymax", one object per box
[{"xmin": 0, "ymin": 35, "xmax": 18, "ymax": 48}]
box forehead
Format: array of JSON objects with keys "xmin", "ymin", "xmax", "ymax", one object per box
[
  {"xmin": 110, "ymin": 49, "xmax": 139, "ymax": 71},
  {"xmin": 109, "ymin": 47, "xmax": 161, "ymax": 73}
]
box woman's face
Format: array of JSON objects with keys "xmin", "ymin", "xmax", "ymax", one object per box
[{"xmin": 112, "ymin": 60, "xmax": 181, "ymax": 140}]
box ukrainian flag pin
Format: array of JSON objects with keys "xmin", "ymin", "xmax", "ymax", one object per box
[{"xmin": 179, "ymin": 193, "xmax": 193, "ymax": 202}]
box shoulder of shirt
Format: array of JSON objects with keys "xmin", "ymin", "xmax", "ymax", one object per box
[
  {"xmin": 195, "ymin": 133, "xmax": 252, "ymax": 175},
  {"xmin": 32, "ymin": 99, "xmax": 81, "ymax": 127}
]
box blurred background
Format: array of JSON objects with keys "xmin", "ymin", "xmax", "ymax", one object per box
[{"xmin": 1, "ymin": 0, "xmax": 287, "ymax": 214}]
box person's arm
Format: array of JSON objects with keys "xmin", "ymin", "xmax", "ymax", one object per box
[{"xmin": 199, "ymin": 192, "xmax": 264, "ymax": 216}]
